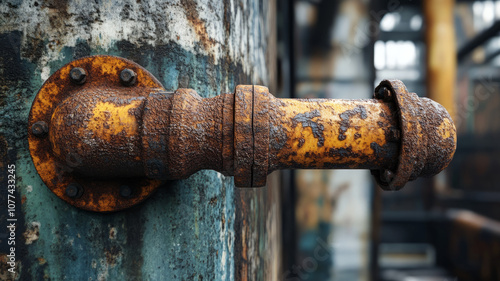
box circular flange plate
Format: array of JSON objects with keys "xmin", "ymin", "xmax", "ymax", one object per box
[{"xmin": 28, "ymin": 55, "xmax": 165, "ymax": 212}]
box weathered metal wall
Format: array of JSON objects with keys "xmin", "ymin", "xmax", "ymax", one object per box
[{"xmin": 0, "ymin": 0, "xmax": 280, "ymax": 280}]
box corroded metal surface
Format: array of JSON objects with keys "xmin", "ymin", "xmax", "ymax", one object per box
[
  {"xmin": 234, "ymin": 85, "xmax": 255, "ymax": 187},
  {"xmin": 28, "ymin": 56, "xmax": 164, "ymax": 212},
  {"xmin": 145, "ymin": 88, "xmax": 227, "ymax": 179},
  {"xmin": 29, "ymin": 56, "xmax": 457, "ymax": 212},
  {"xmin": 1, "ymin": 0, "xmax": 280, "ymax": 280},
  {"xmin": 268, "ymin": 98, "xmax": 399, "ymax": 171},
  {"xmin": 373, "ymin": 80, "xmax": 457, "ymax": 190},
  {"xmin": 252, "ymin": 86, "xmax": 271, "ymax": 187}
]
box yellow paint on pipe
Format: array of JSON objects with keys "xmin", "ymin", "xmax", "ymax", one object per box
[
  {"xmin": 48, "ymin": 92, "xmax": 146, "ymax": 178},
  {"xmin": 269, "ymin": 98, "xmax": 399, "ymax": 170},
  {"xmin": 86, "ymin": 100, "xmax": 143, "ymax": 141}
]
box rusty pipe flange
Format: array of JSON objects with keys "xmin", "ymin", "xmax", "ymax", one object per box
[
  {"xmin": 234, "ymin": 85, "xmax": 254, "ymax": 187},
  {"xmin": 233, "ymin": 85, "xmax": 271, "ymax": 187},
  {"xmin": 28, "ymin": 55, "xmax": 165, "ymax": 212},
  {"xmin": 252, "ymin": 86, "xmax": 270, "ymax": 187},
  {"xmin": 221, "ymin": 93, "xmax": 235, "ymax": 176},
  {"xmin": 373, "ymin": 80, "xmax": 457, "ymax": 190}
]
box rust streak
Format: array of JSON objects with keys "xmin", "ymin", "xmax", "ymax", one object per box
[{"xmin": 180, "ymin": 0, "xmax": 217, "ymax": 51}]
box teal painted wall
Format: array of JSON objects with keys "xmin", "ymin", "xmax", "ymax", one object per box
[{"xmin": 0, "ymin": 1, "xmax": 280, "ymax": 280}]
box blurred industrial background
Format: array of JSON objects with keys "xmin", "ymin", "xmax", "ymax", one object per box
[{"xmin": 277, "ymin": 0, "xmax": 500, "ymax": 280}]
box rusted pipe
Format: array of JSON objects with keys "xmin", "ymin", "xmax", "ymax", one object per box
[
  {"xmin": 28, "ymin": 56, "xmax": 457, "ymax": 211},
  {"xmin": 267, "ymin": 97, "xmax": 399, "ymax": 171}
]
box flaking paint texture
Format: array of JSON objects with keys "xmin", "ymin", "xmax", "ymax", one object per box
[{"xmin": 0, "ymin": 0, "xmax": 280, "ymax": 280}]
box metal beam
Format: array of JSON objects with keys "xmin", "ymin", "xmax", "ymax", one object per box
[{"xmin": 458, "ymin": 20, "xmax": 500, "ymax": 63}]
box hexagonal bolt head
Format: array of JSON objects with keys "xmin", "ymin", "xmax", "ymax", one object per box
[
  {"xmin": 69, "ymin": 67, "xmax": 87, "ymax": 84},
  {"xmin": 119, "ymin": 185, "xmax": 133, "ymax": 198},
  {"xmin": 119, "ymin": 69, "xmax": 137, "ymax": 86},
  {"xmin": 31, "ymin": 121, "xmax": 49, "ymax": 137},
  {"xmin": 381, "ymin": 170, "xmax": 395, "ymax": 183},
  {"xmin": 375, "ymin": 86, "xmax": 392, "ymax": 101},
  {"xmin": 66, "ymin": 183, "xmax": 83, "ymax": 198}
]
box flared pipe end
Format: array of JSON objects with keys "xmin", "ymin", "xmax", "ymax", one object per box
[
  {"xmin": 418, "ymin": 98, "xmax": 457, "ymax": 177},
  {"xmin": 373, "ymin": 80, "xmax": 457, "ymax": 190}
]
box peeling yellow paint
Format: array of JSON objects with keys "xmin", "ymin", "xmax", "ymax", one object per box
[{"xmin": 86, "ymin": 100, "xmax": 142, "ymax": 141}]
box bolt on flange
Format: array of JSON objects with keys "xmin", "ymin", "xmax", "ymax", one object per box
[
  {"xmin": 120, "ymin": 68, "xmax": 137, "ymax": 86},
  {"xmin": 69, "ymin": 67, "xmax": 87, "ymax": 84},
  {"xmin": 119, "ymin": 185, "xmax": 133, "ymax": 198},
  {"xmin": 31, "ymin": 121, "xmax": 49, "ymax": 137},
  {"xmin": 66, "ymin": 183, "xmax": 83, "ymax": 198}
]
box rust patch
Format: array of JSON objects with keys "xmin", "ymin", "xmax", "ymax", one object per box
[
  {"xmin": 209, "ymin": 197, "xmax": 218, "ymax": 206},
  {"xmin": 338, "ymin": 105, "xmax": 367, "ymax": 141},
  {"xmin": 109, "ymin": 227, "xmax": 117, "ymax": 240},
  {"xmin": 105, "ymin": 245, "xmax": 122, "ymax": 266},
  {"xmin": 180, "ymin": 0, "xmax": 217, "ymax": 51},
  {"xmin": 370, "ymin": 142, "xmax": 397, "ymax": 164},
  {"xmin": 23, "ymin": 222, "xmax": 40, "ymax": 245},
  {"xmin": 298, "ymin": 138, "xmax": 305, "ymax": 148},
  {"xmin": 0, "ymin": 254, "xmax": 19, "ymax": 281},
  {"xmin": 269, "ymin": 122, "xmax": 288, "ymax": 151},
  {"xmin": 37, "ymin": 257, "xmax": 46, "ymax": 265},
  {"xmin": 327, "ymin": 146, "xmax": 358, "ymax": 158},
  {"xmin": 292, "ymin": 109, "xmax": 325, "ymax": 147}
]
